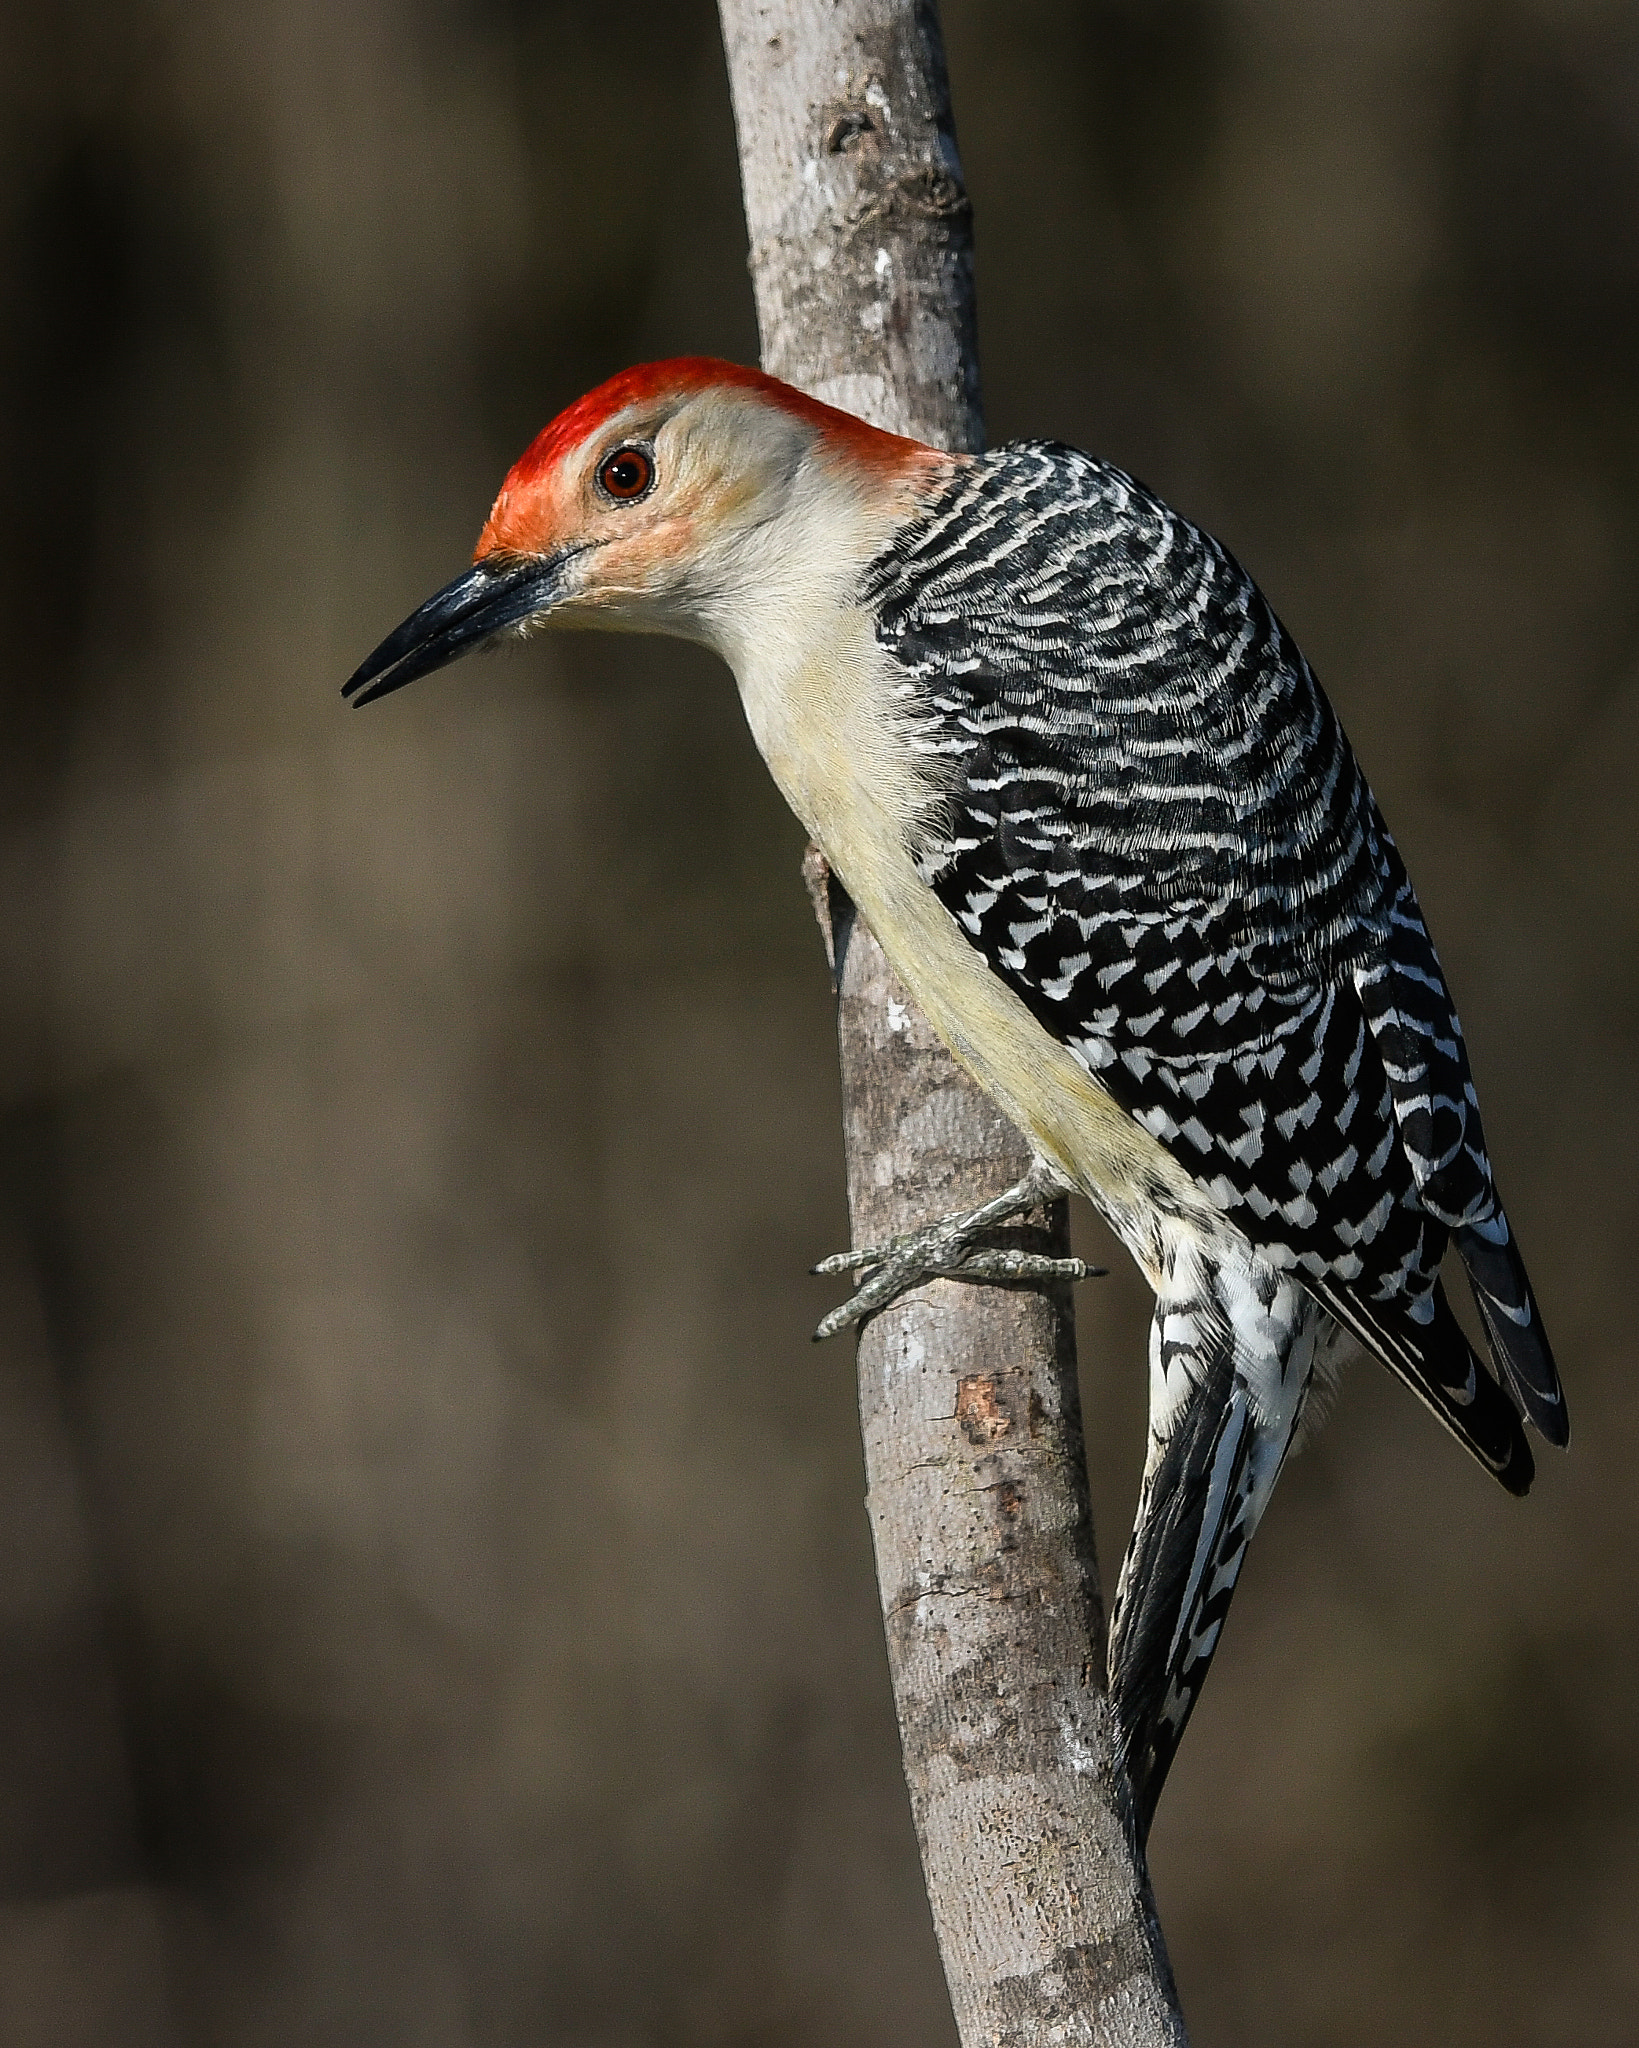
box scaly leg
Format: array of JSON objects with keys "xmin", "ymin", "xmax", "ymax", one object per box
[{"xmin": 812, "ymin": 1161, "xmax": 1101, "ymax": 1341}]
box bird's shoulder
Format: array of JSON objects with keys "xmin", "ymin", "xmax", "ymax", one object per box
[
  {"xmin": 864, "ymin": 439, "xmax": 1396, "ymax": 988},
  {"xmin": 863, "ymin": 439, "xmax": 1251, "ymax": 698}
]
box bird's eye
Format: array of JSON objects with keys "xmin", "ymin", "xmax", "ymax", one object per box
[{"xmin": 597, "ymin": 445, "xmax": 655, "ymax": 502}]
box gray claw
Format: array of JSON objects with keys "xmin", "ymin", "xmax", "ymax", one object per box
[
  {"xmin": 811, "ymin": 1163, "xmax": 1099, "ymax": 1340},
  {"xmin": 932, "ymin": 1249, "xmax": 1103, "ymax": 1285},
  {"xmin": 813, "ymin": 1233, "xmax": 1103, "ymax": 1342},
  {"xmin": 812, "ymin": 1246, "xmax": 884, "ymax": 1276}
]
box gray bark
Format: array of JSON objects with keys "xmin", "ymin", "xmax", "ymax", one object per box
[{"xmin": 718, "ymin": 6, "xmax": 1190, "ymax": 2043}]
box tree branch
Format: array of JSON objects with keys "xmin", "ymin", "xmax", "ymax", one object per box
[{"xmin": 718, "ymin": 6, "xmax": 1189, "ymax": 2042}]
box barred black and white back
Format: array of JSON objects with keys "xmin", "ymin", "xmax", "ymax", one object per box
[{"xmin": 860, "ymin": 442, "xmax": 1566, "ymax": 1832}]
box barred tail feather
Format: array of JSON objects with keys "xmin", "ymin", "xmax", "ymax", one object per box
[
  {"xmin": 1108, "ymin": 1345, "xmax": 1257, "ymax": 1841},
  {"xmin": 1107, "ymin": 1247, "xmax": 1326, "ymax": 1842}
]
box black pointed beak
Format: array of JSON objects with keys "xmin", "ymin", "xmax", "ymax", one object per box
[{"xmin": 343, "ymin": 554, "xmax": 571, "ymax": 708}]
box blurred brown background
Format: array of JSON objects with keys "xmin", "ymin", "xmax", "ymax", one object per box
[{"xmin": 1, "ymin": 0, "xmax": 1635, "ymax": 2041}]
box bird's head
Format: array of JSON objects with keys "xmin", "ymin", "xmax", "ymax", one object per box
[{"xmin": 344, "ymin": 358, "xmax": 952, "ymax": 707}]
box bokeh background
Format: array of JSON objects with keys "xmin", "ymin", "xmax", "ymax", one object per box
[{"xmin": 2, "ymin": 0, "xmax": 1636, "ymax": 2041}]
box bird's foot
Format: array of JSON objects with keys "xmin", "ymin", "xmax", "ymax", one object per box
[{"xmin": 811, "ymin": 1165, "xmax": 1104, "ymax": 1340}]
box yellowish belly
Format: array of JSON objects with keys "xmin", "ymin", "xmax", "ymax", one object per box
[{"xmin": 731, "ymin": 611, "xmax": 1218, "ymax": 1280}]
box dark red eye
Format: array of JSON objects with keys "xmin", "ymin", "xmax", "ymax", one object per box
[{"xmin": 597, "ymin": 445, "xmax": 655, "ymax": 501}]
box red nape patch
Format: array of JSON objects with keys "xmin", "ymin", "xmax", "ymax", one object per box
[{"xmin": 500, "ymin": 356, "xmax": 933, "ymax": 489}]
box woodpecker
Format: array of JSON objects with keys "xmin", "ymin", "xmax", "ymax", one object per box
[{"xmin": 346, "ymin": 357, "xmax": 1567, "ymax": 1839}]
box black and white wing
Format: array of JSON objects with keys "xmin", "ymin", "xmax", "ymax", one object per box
[{"xmin": 862, "ymin": 442, "xmax": 1565, "ymax": 1476}]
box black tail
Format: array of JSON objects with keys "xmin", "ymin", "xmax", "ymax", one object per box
[
  {"xmin": 1455, "ymin": 1219, "xmax": 1568, "ymax": 1447},
  {"xmin": 1314, "ymin": 1274, "xmax": 1535, "ymax": 1495}
]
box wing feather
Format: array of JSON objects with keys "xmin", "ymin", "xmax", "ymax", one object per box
[{"xmin": 865, "ymin": 444, "xmax": 1563, "ymax": 1464}]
